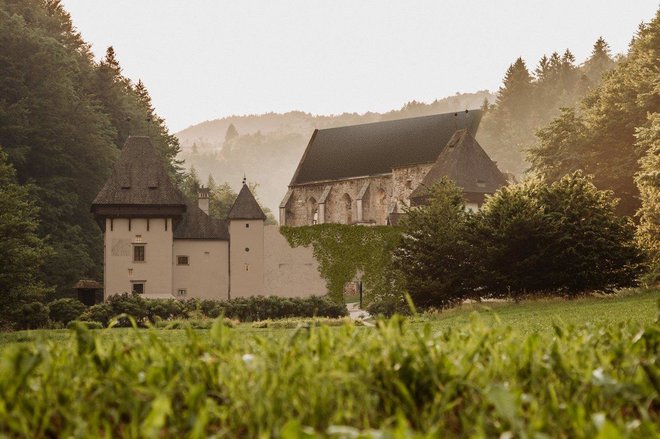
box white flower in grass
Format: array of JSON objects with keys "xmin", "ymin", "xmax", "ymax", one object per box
[{"xmin": 242, "ymin": 353, "xmax": 255, "ymax": 365}]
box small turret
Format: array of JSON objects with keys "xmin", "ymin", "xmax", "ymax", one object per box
[{"xmin": 227, "ymin": 181, "xmax": 266, "ymax": 298}]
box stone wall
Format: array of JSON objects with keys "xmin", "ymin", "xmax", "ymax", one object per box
[
  {"xmin": 282, "ymin": 163, "xmax": 434, "ymax": 226},
  {"xmin": 284, "ymin": 174, "xmax": 392, "ymax": 226},
  {"xmin": 391, "ymin": 163, "xmax": 434, "ymax": 211}
]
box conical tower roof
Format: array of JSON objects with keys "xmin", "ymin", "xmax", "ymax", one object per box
[
  {"xmin": 227, "ymin": 183, "xmax": 266, "ymax": 220},
  {"xmin": 409, "ymin": 129, "xmax": 508, "ymax": 202}
]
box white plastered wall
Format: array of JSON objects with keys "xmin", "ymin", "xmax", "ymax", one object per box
[
  {"xmin": 104, "ymin": 218, "xmax": 173, "ymax": 299},
  {"xmin": 263, "ymin": 225, "xmax": 327, "ymax": 297},
  {"xmin": 229, "ymin": 219, "xmax": 265, "ymax": 298},
  {"xmin": 172, "ymin": 239, "xmax": 229, "ymax": 300}
]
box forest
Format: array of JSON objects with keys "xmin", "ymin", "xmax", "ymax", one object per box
[{"xmin": 0, "ymin": 0, "xmax": 658, "ymax": 328}]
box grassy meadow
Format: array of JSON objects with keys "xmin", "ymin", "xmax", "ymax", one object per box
[{"xmin": 0, "ymin": 289, "xmax": 657, "ymax": 437}]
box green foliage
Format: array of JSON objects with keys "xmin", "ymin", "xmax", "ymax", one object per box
[
  {"xmin": 480, "ymin": 39, "xmax": 613, "ymax": 177},
  {"xmin": 0, "ymin": 147, "xmax": 52, "ymax": 325},
  {"xmin": 281, "ymin": 224, "xmax": 403, "ymax": 302},
  {"xmin": 251, "ymin": 317, "xmax": 358, "ymax": 329},
  {"xmin": 0, "ymin": 308, "xmax": 657, "ymax": 436},
  {"xmin": 635, "ymin": 113, "xmax": 660, "ymax": 283},
  {"xmin": 473, "ymin": 172, "xmax": 644, "ymax": 295},
  {"xmin": 47, "ymin": 298, "xmax": 87, "ymax": 325},
  {"xmin": 394, "ymin": 174, "xmax": 643, "ymax": 309},
  {"xmin": 0, "ymin": 1, "xmax": 182, "ymax": 296},
  {"xmin": 394, "ymin": 178, "xmax": 473, "ymax": 308},
  {"xmin": 66, "ymin": 320, "xmax": 102, "ymax": 330},
  {"xmin": 528, "ymin": 8, "xmax": 660, "ymax": 215},
  {"xmin": 79, "ymin": 293, "xmax": 347, "ymax": 327},
  {"xmin": 12, "ymin": 302, "xmax": 49, "ymax": 330}
]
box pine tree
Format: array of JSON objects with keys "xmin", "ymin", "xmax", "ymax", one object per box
[
  {"xmin": 225, "ymin": 123, "xmax": 239, "ymax": 142},
  {"xmin": 634, "ymin": 113, "xmax": 660, "ymax": 282},
  {"xmin": 583, "ymin": 37, "xmax": 615, "ymax": 84},
  {"xmin": 495, "ymin": 57, "xmax": 534, "ymax": 122},
  {"xmin": 0, "ymin": 146, "xmax": 52, "ymax": 324},
  {"xmin": 393, "ymin": 178, "xmax": 473, "ymax": 308}
]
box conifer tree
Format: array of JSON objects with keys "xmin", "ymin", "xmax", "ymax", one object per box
[
  {"xmin": 225, "ymin": 124, "xmax": 239, "ymax": 142},
  {"xmin": 0, "ymin": 146, "xmax": 52, "ymax": 324},
  {"xmin": 583, "ymin": 37, "xmax": 615, "ymax": 84},
  {"xmin": 634, "ymin": 113, "xmax": 660, "ymax": 281}
]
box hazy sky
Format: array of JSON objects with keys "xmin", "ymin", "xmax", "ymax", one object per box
[{"xmin": 61, "ymin": 1, "xmax": 658, "ymax": 132}]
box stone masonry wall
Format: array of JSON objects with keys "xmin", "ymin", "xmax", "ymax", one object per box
[{"xmin": 284, "ymin": 163, "xmax": 434, "ymax": 226}]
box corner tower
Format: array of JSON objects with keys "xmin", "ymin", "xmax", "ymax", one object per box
[
  {"xmin": 227, "ymin": 182, "xmax": 266, "ymax": 298},
  {"xmin": 91, "ymin": 136, "xmax": 187, "ymax": 299}
]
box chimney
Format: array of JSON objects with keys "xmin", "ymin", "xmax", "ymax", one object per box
[{"xmin": 198, "ymin": 186, "xmax": 210, "ymax": 215}]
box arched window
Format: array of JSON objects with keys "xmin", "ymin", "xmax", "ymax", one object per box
[
  {"xmin": 307, "ymin": 197, "xmax": 318, "ymax": 225},
  {"xmin": 342, "ymin": 193, "xmax": 352, "ymax": 224}
]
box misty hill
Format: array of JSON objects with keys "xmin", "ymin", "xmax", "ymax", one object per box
[{"xmin": 176, "ymin": 91, "xmax": 495, "ymax": 215}]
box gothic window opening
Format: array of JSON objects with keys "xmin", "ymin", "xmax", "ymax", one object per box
[{"xmin": 343, "ymin": 193, "xmax": 352, "ymax": 224}]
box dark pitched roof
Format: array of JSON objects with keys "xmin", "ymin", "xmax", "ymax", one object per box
[
  {"xmin": 174, "ymin": 201, "xmax": 229, "ymax": 240},
  {"xmin": 74, "ymin": 279, "xmax": 102, "ymax": 289},
  {"xmin": 290, "ymin": 110, "xmax": 482, "ymax": 185},
  {"xmin": 409, "ymin": 129, "xmax": 508, "ymax": 200},
  {"xmin": 92, "ymin": 136, "xmax": 187, "ymax": 206},
  {"xmin": 227, "ymin": 184, "xmax": 266, "ymax": 220}
]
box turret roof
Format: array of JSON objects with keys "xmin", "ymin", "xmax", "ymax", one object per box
[{"xmin": 227, "ymin": 184, "xmax": 267, "ymax": 220}]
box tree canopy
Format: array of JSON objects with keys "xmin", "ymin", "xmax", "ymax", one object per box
[{"xmin": 0, "ymin": 0, "xmax": 183, "ymax": 296}]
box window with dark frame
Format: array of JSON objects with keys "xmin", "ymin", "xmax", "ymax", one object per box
[
  {"xmin": 132, "ymin": 283, "xmax": 144, "ymax": 294},
  {"xmin": 177, "ymin": 255, "xmax": 189, "ymax": 265},
  {"xmin": 133, "ymin": 245, "xmax": 145, "ymax": 262}
]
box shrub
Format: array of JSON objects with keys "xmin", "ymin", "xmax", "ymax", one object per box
[
  {"xmin": 13, "ymin": 302, "xmax": 49, "ymax": 330},
  {"xmin": 78, "ymin": 294, "xmax": 346, "ymax": 327},
  {"xmin": 473, "ymin": 173, "xmax": 644, "ymax": 296},
  {"xmin": 366, "ymin": 292, "xmax": 409, "ymax": 317},
  {"xmin": 79, "ymin": 303, "xmax": 113, "ymax": 327},
  {"xmin": 67, "ymin": 320, "xmax": 102, "ymax": 330},
  {"xmin": 394, "ymin": 178, "xmax": 474, "ymax": 308},
  {"xmin": 48, "ymin": 298, "xmax": 87, "ymax": 325},
  {"xmin": 251, "ymin": 317, "xmax": 357, "ymax": 329}
]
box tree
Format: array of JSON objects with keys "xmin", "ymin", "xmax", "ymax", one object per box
[
  {"xmin": 529, "ymin": 9, "xmax": 660, "ymax": 215},
  {"xmin": 582, "ymin": 37, "xmax": 615, "ymax": 85},
  {"xmin": 528, "ymin": 107, "xmax": 588, "ymax": 182},
  {"xmin": 225, "ymin": 124, "xmax": 239, "ymax": 142},
  {"xmin": 393, "ymin": 178, "xmax": 473, "ymax": 308},
  {"xmin": 634, "ymin": 113, "xmax": 660, "ymax": 282},
  {"xmin": 473, "ymin": 172, "xmax": 643, "ymax": 296},
  {"xmin": 0, "ymin": 146, "xmax": 52, "ymax": 325}
]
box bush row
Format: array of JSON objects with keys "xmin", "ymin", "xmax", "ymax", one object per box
[
  {"xmin": 9, "ymin": 294, "xmax": 346, "ymax": 330},
  {"xmin": 79, "ymin": 293, "xmax": 347, "ymax": 327}
]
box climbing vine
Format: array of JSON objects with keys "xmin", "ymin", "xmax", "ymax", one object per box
[{"xmin": 280, "ymin": 225, "xmax": 403, "ymax": 302}]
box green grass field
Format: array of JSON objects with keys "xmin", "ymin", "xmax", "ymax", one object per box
[
  {"xmin": 0, "ymin": 289, "xmax": 657, "ymax": 347},
  {"xmin": 0, "ymin": 290, "xmax": 657, "ymax": 437}
]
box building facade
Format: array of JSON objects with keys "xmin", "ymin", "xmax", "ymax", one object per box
[
  {"xmin": 92, "ymin": 136, "xmax": 326, "ymax": 300},
  {"xmin": 280, "ymin": 110, "xmax": 507, "ymax": 226}
]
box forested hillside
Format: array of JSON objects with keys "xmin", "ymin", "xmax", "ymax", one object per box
[{"xmin": 0, "ymin": 0, "xmax": 182, "ymax": 299}]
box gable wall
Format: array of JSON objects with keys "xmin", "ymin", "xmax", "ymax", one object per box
[{"xmin": 391, "ymin": 163, "xmax": 435, "ymax": 211}]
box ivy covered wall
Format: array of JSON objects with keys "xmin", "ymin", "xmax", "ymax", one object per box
[{"xmin": 280, "ymin": 225, "xmax": 402, "ymax": 302}]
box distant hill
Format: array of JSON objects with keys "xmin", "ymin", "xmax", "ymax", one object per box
[{"xmin": 175, "ymin": 91, "xmax": 495, "ymax": 216}]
